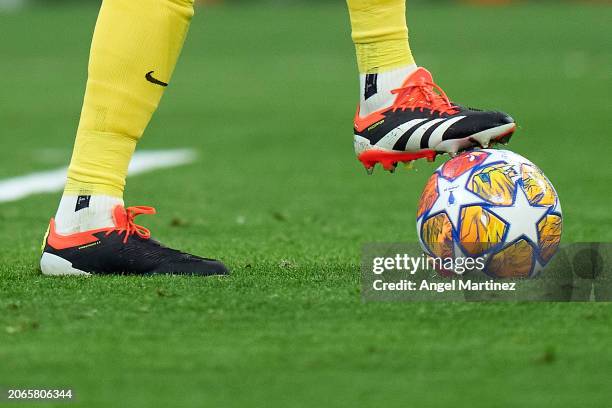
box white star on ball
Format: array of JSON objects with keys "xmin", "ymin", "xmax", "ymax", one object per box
[
  {"xmin": 427, "ymin": 170, "xmax": 488, "ymax": 231},
  {"xmin": 488, "ymin": 183, "xmax": 550, "ymax": 245}
]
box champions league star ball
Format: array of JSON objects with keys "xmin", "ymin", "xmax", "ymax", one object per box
[{"xmin": 417, "ymin": 149, "xmax": 563, "ymax": 278}]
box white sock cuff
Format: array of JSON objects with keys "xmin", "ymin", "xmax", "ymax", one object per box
[
  {"xmin": 358, "ymin": 64, "xmax": 417, "ymax": 117},
  {"xmin": 54, "ymin": 194, "xmax": 124, "ymax": 234}
]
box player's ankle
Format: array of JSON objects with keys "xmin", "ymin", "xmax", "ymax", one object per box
[
  {"xmin": 358, "ymin": 64, "xmax": 417, "ymax": 117},
  {"xmin": 54, "ymin": 194, "xmax": 123, "ymax": 234}
]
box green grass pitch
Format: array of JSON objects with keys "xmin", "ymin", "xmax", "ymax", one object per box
[{"xmin": 0, "ymin": 2, "xmax": 611, "ymax": 407}]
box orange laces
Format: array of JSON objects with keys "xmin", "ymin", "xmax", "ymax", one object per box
[
  {"xmin": 106, "ymin": 206, "xmax": 156, "ymax": 243},
  {"xmin": 391, "ymin": 78, "xmax": 458, "ymax": 116}
]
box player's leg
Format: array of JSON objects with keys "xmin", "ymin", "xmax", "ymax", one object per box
[
  {"xmin": 41, "ymin": 0, "xmax": 227, "ymax": 276},
  {"xmin": 346, "ymin": 0, "xmax": 516, "ymax": 173}
]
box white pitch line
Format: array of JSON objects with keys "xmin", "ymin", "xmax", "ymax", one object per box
[{"xmin": 0, "ymin": 149, "xmax": 197, "ymax": 203}]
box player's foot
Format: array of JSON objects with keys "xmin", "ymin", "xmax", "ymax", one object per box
[
  {"xmin": 353, "ymin": 67, "xmax": 516, "ymax": 173},
  {"xmin": 40, "ymin": 205, "xmax": 229, "ymax": 276}
]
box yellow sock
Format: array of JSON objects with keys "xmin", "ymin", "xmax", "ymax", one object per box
[
  {"xmin": 346, "ymin": 0, "xmax": 415, "ymax": 73},
  {"xmin": 65, "ymin": 0, "xmax": 194, "ymax": 197}
]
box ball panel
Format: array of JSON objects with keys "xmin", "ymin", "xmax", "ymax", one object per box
[
  {"xmin": 421, "ymin": 213, "xmax": 453, "ymax": 259},
  {"xmin": 521, "ymin": 163, "xmax": 556, "ymax": 206},
  {"xmin": 469, "ymin": 163, "xmax": 518, "ymax": 205},
  {"xmin": 538, "ymin": 214, "xmax": 563, "ymax": 263},
  {"xmin": 459, "ymin": 206, "xmax": 507, "ymax": 256},
  {"xmin": 440, "ymin": 150, "xmax": 489, "ymax": 179},
  {"xmin": 486, "ymin": 239, "xmax": 534, "ymax": 278},
  {"xmin": 417, "ymin": 173, "xmax": 439, "ymax": 219}
]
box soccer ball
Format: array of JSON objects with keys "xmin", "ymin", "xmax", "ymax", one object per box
[{"xmin": 416, "ymin": 149, "xmax": 562, "ymax": 278}]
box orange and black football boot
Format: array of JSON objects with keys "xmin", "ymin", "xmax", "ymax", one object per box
[
  {"xmin": 354, "ymin": 67, "xmax": 516, "ymax": 173},
  {"xmin": 40, "ymin": 205, "xmax": 228, "ymax": 276}
]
